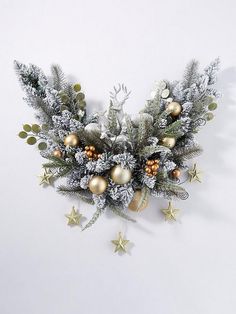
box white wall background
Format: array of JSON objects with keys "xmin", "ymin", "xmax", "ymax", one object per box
[{"xmin": 1, "ymin": 0, "xmax": 236, "ymax": 313}]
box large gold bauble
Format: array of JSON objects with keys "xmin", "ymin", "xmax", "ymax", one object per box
[
  {"xmin": 110, "ymin": 165, "xmax": 132, "ymax": 185},
  {"xmin": 88, "ymin": 176, "xmax": 108, "ymax": 195},
  {"xmin": 52, "ymin": 149, "xmax": 62, "ymax": 158},
  {"xmin": 128, "ymin": 190, "xmax": 149, "ymax": 212},
  {"xmin": 64, "ymin": 133, "xmax": 79, "ymax": 147},
  {"xmin": 162, "ymin": 137, "xmax": 176, "ymax": 149},
  {"xmin": 167, "ymin": 102, "xmax": 182, "ymax": 116}
]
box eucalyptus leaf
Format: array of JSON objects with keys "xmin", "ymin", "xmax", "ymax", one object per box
[
  {"xmin": 208, "ymin": 102, "xmax": 217, "ymax": 111},
  {"xmin": 38, "ymin": 142, "xmax": 47, "ymax": 150},
  {"xmin": 27, "ymin": 136, "xmax": 37, "ymax": 145},
  {"xmin": 32, "ymin": 124, "xmax": 41, "ymax": 133},
  {"xmin": 23, "ymin": 124, "xmax": 31, "ymax": 132},
  {"xmin": 41, "ymin": 124, "xmax": 49, "ymax": 131},
  {"xmin": 73, "ymin": 84, "xmax": 81, "ymax": 92},
  {"xmin": 18, "ymin": 131, "xmax": 28, "ymax": 139},
  {"xmin": 205, "ymin": 112, "xmax": 214, "ymax": 121},
  {"xmin": 76, "ymin": 93, "xmax": 85, "ymax": 101},
  {"xmin": 60, "ymin": 94, "xmax": 69, "ymax": 104}
]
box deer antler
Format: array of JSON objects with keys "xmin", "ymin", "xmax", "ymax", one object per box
[{"xmin": 110, "ymin": 84, "xmax": 131, "ymax": 109}]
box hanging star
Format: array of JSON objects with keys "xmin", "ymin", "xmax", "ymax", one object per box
[
  {"xmin": 161, "ymin": 202, "xmax": 180, "ymax": 221},
  {"xmin": 188, "ymin": 163, "xmax": 202, "ymax": 183},
  {"xmin": 39, "ymin": 168, "xmax": 53, "ymax": 185},
  {"xmin": 65, "ymin": 206, "xmax": 83, "ymax": 226},
  {"xmin": 111, "ymin": 232, "xmax": 129, "ymax": 253}
]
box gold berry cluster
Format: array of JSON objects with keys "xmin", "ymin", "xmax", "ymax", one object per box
[
  {"xmin": 145, "ymin": 159, "xmax": 160, "ymax": 176},
  {"xmin": 84, "ymin": 145, "xmax": 101, "ymax": 160}
]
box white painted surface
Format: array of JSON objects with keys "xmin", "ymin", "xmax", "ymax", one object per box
[{"xmin": 0, "ymin": 0, "xmax": 236, "ymax": 313}]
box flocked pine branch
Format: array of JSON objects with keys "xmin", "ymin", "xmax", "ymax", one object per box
[
  {"xmin": 173, "ymin": 145, "xmax": 203, "ymax": 161},
  {"xmin": 109, "ymin": 206, "xmax": 136, "ymax": 222},
  {"xmin": 51, "ymin": 64, "xmax": 67, "ymax": 91},
  {"xmin": 155, "ymin": 182, "xmax": 189, "ymax": 200},
  {"xmin": 182, "ymin": 60, "xmax": 199, "ymax": 88},
  {"xmin": 58, "ymin": 185, "xmax": 95, "ymax": 204},
  {"xmin": 82, "ymin": 208, "xmax": 103, "ymax": 231}
]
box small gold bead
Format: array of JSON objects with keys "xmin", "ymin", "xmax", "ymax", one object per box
[
  {"xmin": 89, "ymin": 146, "xmax": 95, "ymax": 151},
  {"xmin": 52, "ymin": 149, "xmax": 62, "ymax": 158},
  {"xmin": 97, "ymin": 154, "xmax": 102, "ymax": 158},
  {"xmin": 172, "ymin": 169, "xmax": 181, "ymax": 178},
  {"xmin": 151, "ymin": 164, "xmax": 158, "ymax": 171},
  {"xmin": 152, "ymin": 171, "xmax": 158, "ymax": 176},
  {"xmin": 85, "ymin": 146, "xmax": 90, "ymax": 151},
  {"xmin": 86, "ymin": 151, "xmax": 93, "ymax": 157},
  {"xmin": 145, "ymin": 167, "xmax": 151, "ymax": 173}
]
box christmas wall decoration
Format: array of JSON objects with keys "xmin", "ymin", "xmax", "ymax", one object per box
[{"xmin": 16, "ymin": 59, "xmax": 220, "ymax": 233}]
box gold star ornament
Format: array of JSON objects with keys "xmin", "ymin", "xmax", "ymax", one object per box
[
  {"xmin": 65, "ymin": 206, "xmax": 83, "ymax": 226},
  {"xmin": 39, "ymin": 168, "xmax": 53, "ymax": 185},
  {"xmin": 161, "ymin": 202, "xmax": 180, "ymax": 221},
  {"xmin": 111, "ymin": 232, "xmax": 129, "ymax": 253},
  {"xmin": 188, "ymin": 163, "xmax": 202, "ymax": 182}
]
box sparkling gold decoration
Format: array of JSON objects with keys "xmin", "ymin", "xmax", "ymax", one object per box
[
  {"xmin": 84, "ymin": 145, "xmax": 100, "ymax": 160},
  {"xmin": 65, "ymin": 206, "xmax": 82, "ymax": 226},
  {"xmin": 161, "ymin": 202, "xmax": 179, "ymax": 221},
  {"xmin": 128, "ymin": 190, "xmax": 149, "ymax": 211},
  {"xmin": 52, "ymin": 149, "xmax": 62, "ymax": 158},
  {"xmin": 111, "ymin": 165, "xmax": 132, "ymax": 185},
  {"xmin": 111, "ymin": 232, "xmax": 129, "ymax": 253},
  {"xmin": 145, "ymin": 159, "xmax": 160, "ymax": 177},
  {"xmin": 167, "ymin": 101, "xmax": 182, "ymax": 116},
  {"xmin": 162, "ymin": 137, "xmax": 176, "ymax": 149},
  {"xmin": 88, "ymin": 176, "xmax": 108, "ymax": 195},
  {"xmin": 39, "ymin": 168, "xmax": 53, "ymax": 185},
  {"xmin": 188, "ymin": 163, "xmax": 201, "ymax": 182},
  {"xmin": 172, "ymin": 168, "xmax": 181, "ymax": 178},
  {"xmin": 64, "ymin": 133, "xmax": 79, "ymax": 147}
]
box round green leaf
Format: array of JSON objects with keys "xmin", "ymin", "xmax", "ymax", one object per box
[
  {"xmin": 60, "ymin": 94, "xmax": 69, "ymax": 104},
  {"xmin": 73, "ymin": 84, "xmax": 81, "ymax": 92},
  {"xmin": 78, "ymin": 100, "xmax": 86, "ymax": 110},
  {"xmin": 27, "ymin": 136, "xmax": 37, "ymax": 145},
  {"xmin": 205, "ymin": 112, "xmax": 214, "ymax": 121},
  {"xmin": 41, "ymin": 124, "xmax": 49, "ymax": 131},
  {"xmin": 38, "ymin": 142, "xmax": 47, "ymax": 150},
  {"xmin": 60, "ymin": 105, "xmax": 69, "ymax": 111},
  {"xmin": 32, "ymin": 124, "xmax": 41, "ymax": 133},
  {"xmin": 76, "ymin": 93, "xmax": 85, "ymax": 101},
  {"xmin": 18, "ymin": 131, "xmax": 28, "ymax": 139},
  {"xmin": 23, "ymin": 124, "xmax": 32, "ymax": 132},
  {"xmin": 208, "ymin": 102, "xmax": 217, "ymax": 111}
]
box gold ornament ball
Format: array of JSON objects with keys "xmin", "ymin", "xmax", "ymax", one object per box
[
  {"xmin": 162, "ymin": 137, "xmax": 176, "ymax": 149},
  {"xmin": 172, "ymin": 168, "xmax": 181, "ymax": 178},
  {"xmin": 128, "ymin": 190, "xmax": 149, "ymax": 212},
  {"xmin": 167, "ymin": 102, "xmax": 182, "ymax": 116},
  {"xmin": 64, "ymin": 133, "xmax": 79, "ymax": 147},
  {"xmin": 88, "ymin": 176, "xmax": 108, "ymax": 195},
  {"xmin": 111, "ymin": 165, "xmax": 132, "ymax": 185},
  {"xmin": 53, "ymin": 149, "xmax": 62, "ymax": 158}
]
